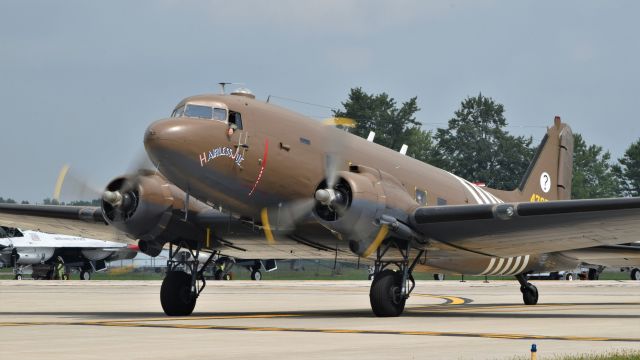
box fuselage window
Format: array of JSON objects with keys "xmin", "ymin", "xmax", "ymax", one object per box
[
  {"xmin": 184, "ymin": 104, "xmax": 214, "ymax": 119},
  {"xmin": 415, "ymin": 188, "xmax": 427, "ymax": 206},
  {"xmin": 229, "ymin": 111, "xmax": 242, "ymax": 130}
]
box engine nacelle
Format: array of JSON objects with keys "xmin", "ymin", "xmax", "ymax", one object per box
[
  {"xmin": 313, "ymin": 165, "xmax": 419, "ymax": 257},
  {"xmin": 101, "ymin": 171, "xmax": 208, "ymax": 256}
]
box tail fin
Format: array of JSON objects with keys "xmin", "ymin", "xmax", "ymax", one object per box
[{"xmin": 517, "ymin": 116, "xmax": 573, "ymax": 201}]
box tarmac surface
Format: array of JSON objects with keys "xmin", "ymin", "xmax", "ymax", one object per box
[{"xmin": 0, "ymin": 280, "xmax": 639, "ymax": 359}]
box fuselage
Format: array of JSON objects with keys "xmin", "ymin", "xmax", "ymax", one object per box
[{"xmin": 144, "ymin": 93, "xmax": 515, "ymax": 221}]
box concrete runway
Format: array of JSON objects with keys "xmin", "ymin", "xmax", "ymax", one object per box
[{"xmin": 0, "ymin": 280, "xmax": 639, "ymax": 359}]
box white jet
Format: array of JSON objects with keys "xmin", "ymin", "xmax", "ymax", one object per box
[{"xmin": 0, "ymin": 225, "xmax": 137, "ymax": 280}]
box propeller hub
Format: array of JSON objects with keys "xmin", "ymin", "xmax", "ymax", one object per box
[
  {"xmin": 314, "ymin": 189, "xmax": 333, "ymax": 206},
  {"xmin": 102, "ymin": 190, "xmax": 123, "ymax": 207}
]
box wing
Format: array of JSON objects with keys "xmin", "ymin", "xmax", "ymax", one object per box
[
  {"xmin": 0, "ymin": 204, "xmax": 121, "ymax": 240},
  {"xmin": 560, "ymin": 245, "xmax": 640, "ymax": 268},
  {"xmin": 411, "ymin": 197, "xmax": 640, "ymax": 257},
  {"xmin": 0, "ymin": 204, "xmax": 357, "ymax": 261}
]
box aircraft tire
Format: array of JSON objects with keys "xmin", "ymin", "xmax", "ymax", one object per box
[
  {"xmin": 433, "ymin": 273, "xmax": 445, "ymax": 281},
  {"xmin": 631, "ymin": 268, "xmax": 640, "ymax": 281},
  {"xmin": 161, "ymin": 271, "xmax": 196, "ymax": 316},
  {"xmin": 565, "ymin": 273, "xmax": 574, "ymax": 281},
  {"xmin": 15, "ymin": 274, "xmax": 22, "ymax": 280},
  {"xmin": 62, "ymin": 274, "xmax": 69, "ymax": 280},
  {"xmin": 250, "ymin": 269, "xmax": 262, "ymax": 281},
  {"xmin": 369, "ymin": 269, "xmax": 406, "ymax": 317},
  {"xmin": 80, "ymin": 271, "xmax": 91, "ymax": 280},
  {"xmin": 521, "ymin": 284, "xmax": 538, "ymax": 305},
  {"xmin": 214, "ymin": 270, "xmax": 223, "ymax": 280}
]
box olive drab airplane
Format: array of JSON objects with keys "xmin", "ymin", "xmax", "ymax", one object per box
[{"xmin": 1, "ymin": 88, "xmax": 639, "ymax": 317}]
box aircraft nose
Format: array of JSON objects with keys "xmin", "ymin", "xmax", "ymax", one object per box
[{"xmin": 144, "ymin": 119, "xmax": 189, "ymax": 162}]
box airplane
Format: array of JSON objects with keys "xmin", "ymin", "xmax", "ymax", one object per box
[
  {"xmin": 0, "ymin": 87, "xmax": 638, "ymax": 317},
  {"xmin": 0, "ymin": 225, "xmax": 138, "ymax": 280}
]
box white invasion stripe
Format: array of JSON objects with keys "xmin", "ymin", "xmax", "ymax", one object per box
[
  {"xmin": 479, "ymin": 258, "xmax": 496, "ymax": 275},
  {"xmin": 497, "ymin": 257, "xmax": 514, "ymax": 275},
  {"xmin": 480, "ymin": 188, "xmax": 503, "ymax": 204},
  {"xmin": 453, "ymin": 175, "xmax": 484, "ymax": 204},
  {"xmin": 491, "ymin": 257, "xmax": 511, "ymax": 275},
  {"xmin": 513, "ymin": 255, "xmax": 530, "ymax": 275},
  {"xmin": 504, "ymin": 256, "xmax": 522, "ymax": 275},
  {"xmin": 467, "ymin": 181, "xmax": 493, "ymax": 204},
  {"xmin": 487, "ymin": 258, "xmax": 505, "ymax": 275}
]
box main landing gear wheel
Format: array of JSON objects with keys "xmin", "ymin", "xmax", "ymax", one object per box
[
  {"xmin": 14, "ymin": 274, "xmax": 22, "ymax": 280},
  {"xmin": 250, "ymin": 269, "xmax": 262, "ymax": 281},
  {"xmin": 369, "ymin": 270, "xmax": 406, "ymax": 317},
  {"xmin": 631, "ymin": 268, "xmax": 640, "ymax": 281},
  {"xmin": 565, "ymin": 272, "xmax": 574, "ymax": 281},
  {"xmin": 80, "ymin": 271, "xmax": 91, "ymax": 280},
  {"xmin": 161, "ymin": 271, "xmax": 196, "ymax": 316},
  {"xmin": 433, "ymin": 273, "xmax": 445, "ymax": 281}
]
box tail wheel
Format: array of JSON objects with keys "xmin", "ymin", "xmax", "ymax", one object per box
[
  {"xmin": 521, "ymin": 284, "xmax": 539, "ymax": 305},
  {"xmin": 369, "ymin": 269, "xmax": 406, "ymax": 317},
  {"xmin": 161, "ymin": 271, "xmax": 196, "ymax": 316}
]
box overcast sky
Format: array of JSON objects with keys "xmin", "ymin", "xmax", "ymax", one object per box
[{"xmin": 1, "ymin": 0, "xmax": 639, "ymax": 202}]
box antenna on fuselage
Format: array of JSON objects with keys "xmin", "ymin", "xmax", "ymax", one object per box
[{"xmin": 218, "ymin": 82, "xmax": 244, "ymax": 94}]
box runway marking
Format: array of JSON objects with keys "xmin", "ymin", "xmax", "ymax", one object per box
[
  {"xmin": 412, "ymin": 294, "xmax": 470, "ymax": 306},
  {"xmin": 1, "ymin": 320, "xmax": 637, "ymax": 342}
]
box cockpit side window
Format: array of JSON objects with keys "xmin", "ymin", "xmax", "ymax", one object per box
[
  {"xmin": 171, "ymin": 105, "xmax": 185, "ymax": 118},
  {"xmin": 229, "ymin": 111, "xmax": 243, "ymax": 130},
  {"xmin": 213, "ymin": 108, "xmax": 227, "ymax": 121}
]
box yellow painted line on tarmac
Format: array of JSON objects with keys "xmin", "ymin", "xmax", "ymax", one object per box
[
  {"xmin": 412, "ymin": 294, "xmax": 469, "ymax": 305},
  {"xmin": 2, "ymin": 320, "xmax": 639, "ymax": 342}
]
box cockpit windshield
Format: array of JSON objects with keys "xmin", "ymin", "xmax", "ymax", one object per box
[{"xmin": 172, "ymin": 103, "xmax": 227, "ymax": 122}]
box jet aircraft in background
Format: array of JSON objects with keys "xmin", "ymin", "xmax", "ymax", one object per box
[
  {"xmin": 0, "ymin": 88, "xmax": 638, "ymax": 316},
  {"xmin": 0, "ymin": 225, "xmax": 137, "ymax": 280}
]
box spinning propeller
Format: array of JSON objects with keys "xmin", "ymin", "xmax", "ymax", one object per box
[{"xmin": 260, "ymin": 117, "xmax": 356, "ymax": 244}]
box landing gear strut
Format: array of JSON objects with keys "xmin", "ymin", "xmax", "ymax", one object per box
[
  {"xmin": 369, "ymin": 239, "xmax": 425, "ymax": 317},
  {"xmin": 516, "ymin": 273, "xmax": 538, "ymax": 305},
  {"xmin": 161, "ymin": 242, "xmax": 217, "ymax": 316}
]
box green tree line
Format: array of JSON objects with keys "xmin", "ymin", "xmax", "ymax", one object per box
[{"xmin": 334, "ymin": 87, "xmax": 639, "ymax": 199}]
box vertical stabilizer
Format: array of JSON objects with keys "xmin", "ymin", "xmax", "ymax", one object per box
[{"xmin": 517, "ymin": 116, "xmax": 573, "ymax": 202}]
